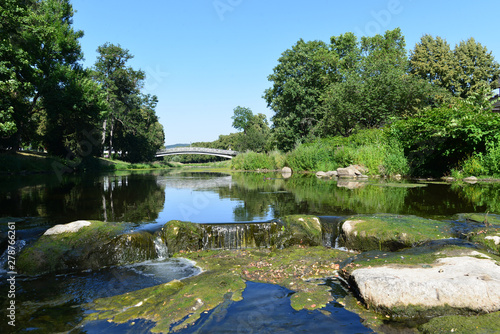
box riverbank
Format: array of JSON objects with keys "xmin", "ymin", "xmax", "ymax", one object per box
[{"xmin": 0, "ymin": 151, "xmax": 176, "ymax": 175}]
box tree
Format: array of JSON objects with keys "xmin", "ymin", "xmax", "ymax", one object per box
[
  {"xmin": 264, "ymin": 39, "xmax": 334, "ymax": 151},
  {"xmin": 0, "ymin": 0, "xmax": 87, "ymax": 152},
  {"xmin": 231, "ymin": 106, "xmax": 270, "ymax": 152},
  {"xmin": 411, "ymin": 35, "xmax": 500, "ymax": 99},
  {"xmin": 454, "ymin": 38, "xmax": 500, "ymax": 99},
  {"xmin": 93, "ymin": 43, "xmax": 164, "ymax": 162},
  {"xmin": 318, "ymin": 29, "xmax": 444, "ymax": 137},
  {"xmin": 231, "ymin": 106, "xmax": 253, "ymax": 133}
]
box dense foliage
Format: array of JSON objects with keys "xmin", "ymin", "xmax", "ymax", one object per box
[
  {"xmin": 0, "ymin": 0, "xmax": 164, "ymax": 163},
  {"xmin": 264, "ymin": 28, "xmax": 453, "ymax": 151}
]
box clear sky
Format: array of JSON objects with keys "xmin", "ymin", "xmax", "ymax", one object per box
[{"xmin": 71, "ymin": 0, "xmax": 500, "ymax": 145}]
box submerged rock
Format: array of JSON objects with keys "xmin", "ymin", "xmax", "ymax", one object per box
[
  {"xmin": 341, "ymin": 246, "xmax": 500, "ymax": 318},
  {"xmin": 86, "ymin": 246, "xmax": 352, "ymax": 333},
  {"xmin": 339, "ymin": 214, "xmax": 453, "ymax": 252}
]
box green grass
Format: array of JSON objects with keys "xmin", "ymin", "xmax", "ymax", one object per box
[{"xmin": 0, "ymin": 151, "xmax": 176, "ymax": 174}]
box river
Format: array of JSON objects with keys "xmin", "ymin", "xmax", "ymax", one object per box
[{"xmin": 0, "ymin": 169, "xmax": 499, "ymax": 333}]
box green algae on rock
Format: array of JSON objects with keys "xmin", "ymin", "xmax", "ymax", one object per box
[
  {"xmin": 155, "ymin": 220, "xmax": 204, "ymax": 256},
  {"xmin": 17, "ymin": 220, "xmax": 129, "ymax": 275},
  {"xmin": 339, "ymin": 214, "xmax": 453, "ymax": 252},
  {"xmin": 86, "ymin": 246, "xmax": 352, "ymax": 333},
  {"xmin": 457, "ymin": 213, "xmax": 500, "ymax": 227},
  {"xmin": 468, "ymin": 227, "xmax": 500, "ymax": 255},
  {"xmin": 419, "ymin": 311, "xmax": 500, "ymax": 334},
  {"xmin": 276, "ymin": 215, "xmax": 323, "ymax": 247}
]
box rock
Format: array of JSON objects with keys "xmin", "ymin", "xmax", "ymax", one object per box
[
  {"xmin": 463, "ymin": 176, "xmax": 478, "ymax": 184},
  {"xmin": 339, "ymin": 214, "xmax": 453, "ymax": 252},
  {"xmin": 337, "ymin": 168, "xmax": 357, "ymax": 178},
  {"xmin": 468, "ymin": 227, "xmax": 500, "ymax": 255},
  {"xmin": 156, "ymin": 220, "xmax": 204, "ymax": 256},
  {"xmin": 442, "ymin": 177, "xmax": 455, "ymax": 182},
  {"xmin": 356, "ymin": 174, "xmax": 369, "ymax": 179},
  {"xmin": 276, "ymin": 215, "xmax": 323, "ymax": 247},
  {"xmin": 43, "ymin": 220, "xmax": 92, "ymax": 235},
  {"xmin": 17, "ymin": 220, "xmax": 131, "ymax": 275},
  {"xmin": 350, "ymin": 254, "xmax": 500, "ymax": 314},
  {"xmin": 393, "ymin": 174, "xmax": 402, "ymax": 180},
  {"xmin": 325, "ymin": 171, "xmax": 338, "ymax": 177},
  {"xmin": 315, "ymin": 171, "xmax": 327, "ymax": 178},
  {"xmin": 281, "ymin": 167, "xmax": 292, "ymax": 178}
]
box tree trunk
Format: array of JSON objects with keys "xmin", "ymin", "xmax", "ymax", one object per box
[
  {"xmin": 109, "ymin": 120, "xmax": 114, "ymax": 159},
  {"xmin": 102, "ymin": 118, "xmax": 107, "ymax": 155}
]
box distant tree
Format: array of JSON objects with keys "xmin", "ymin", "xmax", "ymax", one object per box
[
  {"xmin": 411, "ymin": 35, "xmax": 500, "ymax": 99},
  {"xmin": 231, "ymin": 106, "xmax": 253, "ymax": 133},
  {"xmin": 231, "ymin": 106, "xmax": 270, "ymax": 152}
]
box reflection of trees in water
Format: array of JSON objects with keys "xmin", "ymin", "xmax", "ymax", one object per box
[
  {"xmin": 450, "ymin": 183, "xmax": 500, "ymax": 214},
  {"xmin": 226, "ymin": 173, "xmax": 411, "ymax": 218},
  {"xmin": 0, "ymin": 173, "xmax": 165, "ymax": 224}
]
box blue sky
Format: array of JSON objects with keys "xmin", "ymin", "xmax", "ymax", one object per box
[{"xmin": 71, "ymin": 0, "xmax": 500, "ymax": 145}]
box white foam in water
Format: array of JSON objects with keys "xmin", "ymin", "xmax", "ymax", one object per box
[{"xmin": 153, "ymin": 236, "xmax": 169, "ymax": 260}]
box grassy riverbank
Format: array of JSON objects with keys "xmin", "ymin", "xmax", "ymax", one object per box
[
  {"xmin": 0, "ymin": 151, "xmax": 175, "ymax": 174},
  {"xmin": 231, "ymin": 129, "xmax": 408, "ymax": 176}
]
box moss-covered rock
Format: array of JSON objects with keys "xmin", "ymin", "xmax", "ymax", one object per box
[
  {"xmin": 339, "ymin": 214, "xmax": 453, "ymax": 252},
  {"xmin": 468, "ymin": 227, "xmax": 500, "ymax": 255},
  {"xmin": 86, "ymin": 246, "xmax": 352, "ymax": 333},
  {"xmin": 340, "ymin": 246, "xmax": 500, "ymax": 320},
  {"xmin": 457, "ymin": 213, "xmax": 500, "ymax": 227},
  {"xmin": 16, "ymin": 220, "xmax": 160, "ymax": 275},
  {"xmin": 155, "ymin": 220, "xmax": 204, "ymax": 256},
  {"xmin": 276, "ymin": 215, "xmax": 323, "ymax": 247},
  {"xmin": 419, "ymin": 311, "xmax": 500, "ymax": 334}
]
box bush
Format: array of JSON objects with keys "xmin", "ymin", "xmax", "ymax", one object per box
[
  {"xmin": 388, "ymin": 100, "xmax": 500, "ymax": 176},
  {"xmin": 231, "ymin": 151, "xmax": 275, "ymax": 170}
]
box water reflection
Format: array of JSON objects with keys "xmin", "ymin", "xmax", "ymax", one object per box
[
  {"xmin": 0, "ymin": 172, "xmax": 166, "ymax": 225},
  {"xmin": 0, "ymin": 171, "xmax": 498, "ymax": 230}
]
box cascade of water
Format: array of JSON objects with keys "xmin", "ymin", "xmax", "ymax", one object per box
[{"xmin": 153, "ymin": 236, "xmax": 169, "ymax": 260}]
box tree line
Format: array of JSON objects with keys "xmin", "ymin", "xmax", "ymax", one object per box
[
  {"xmin": 204, "ymin": 28, "xmax": 500, "ymax": 176},
  {"xmin": 0, "ymin": 0, "xmax": 164, "ymax": 163}
]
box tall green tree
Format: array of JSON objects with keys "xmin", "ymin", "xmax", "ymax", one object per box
[
  {"xmin": 92, "ymin": 43, "xmax": 164, "ymax": 162},
  {"xmin": 264, "ymin": 39, "xmax": 334, "ymax": 151},
  {"xmin": 411, "ymin": 35, "xmax": 500, "ymax": 99},
  {"xmin": 0, "ymin": 0, "xmax": 90, "ymax": 153},
  {"xmin": 318, "ymin": 29, "xmax": 443, "ymax": 137}
]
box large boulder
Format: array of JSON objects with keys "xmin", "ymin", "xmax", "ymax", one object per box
[
  {"xmin": 340, "ymin": 214, "xmax": 453, "ymax": 252},
  {"xmin": 341, "ymin": 247, "xmax": 500, "ymax": 317},
  {"xmin": 16, "ymin": 220, "xmax": 159, "ymax": 275}
]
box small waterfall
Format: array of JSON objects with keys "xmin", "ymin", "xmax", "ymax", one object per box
[
  {"xmin": 153, "ymin": 236, "xmax": 169, "ymax": 260},
  {"xmin": 202, "ymin": 222, "xmax": 281, "ymax": 250}
]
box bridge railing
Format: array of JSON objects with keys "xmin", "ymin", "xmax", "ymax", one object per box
[{"xmin": 156, "ymin": 147, "xmax": 239, "ymax": 157}]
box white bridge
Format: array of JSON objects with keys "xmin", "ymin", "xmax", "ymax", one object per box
[{"xmin": 156, "ymin": 147, "xmax": 239, "ymax": 159}]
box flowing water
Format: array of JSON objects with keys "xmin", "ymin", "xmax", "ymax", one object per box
[{"xmin": 1, "ymin": 169, "xmax": 500, "ymax": 333}]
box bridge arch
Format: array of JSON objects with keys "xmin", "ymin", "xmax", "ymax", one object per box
[{"xmin": 156, "ymin": 147, "xmax": 239, "ymax": 159}]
